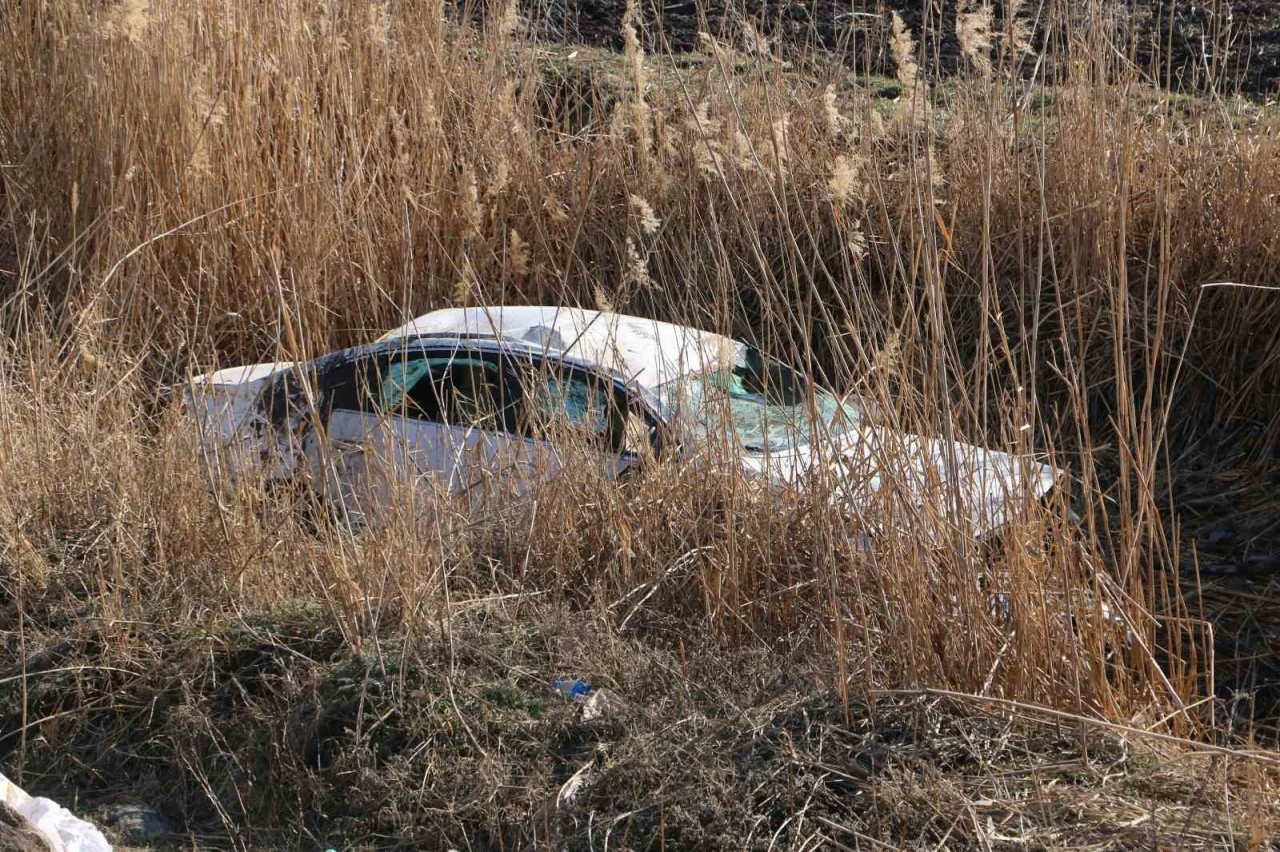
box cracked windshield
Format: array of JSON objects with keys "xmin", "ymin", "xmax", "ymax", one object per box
[{"xmin": 658, "ymin": 345, "xmax": 862, "ymax": 452}]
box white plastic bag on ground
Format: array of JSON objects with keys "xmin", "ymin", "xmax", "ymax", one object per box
[{"xmin": 0, "ymin": 772, "xmax": 112, "ymax": 852}]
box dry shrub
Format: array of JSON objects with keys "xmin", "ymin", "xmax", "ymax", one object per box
[{"xmin": 2, "ymin": 1, "xmax": 1279, "ymax": 822}]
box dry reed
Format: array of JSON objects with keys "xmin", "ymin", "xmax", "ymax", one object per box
[{"xmin": 1, "ymin": 0, "xmax": 1279, "ymax": 844}]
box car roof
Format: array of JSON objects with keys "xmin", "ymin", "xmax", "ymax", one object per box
[{"xmin": 378, "ymin": 306, "xmax": 739, "ymax": 391}]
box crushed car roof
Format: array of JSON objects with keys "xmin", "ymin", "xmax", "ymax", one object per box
[{"xmin": 379, "ymin": 307, "xmax": 735, "ymax": 391}]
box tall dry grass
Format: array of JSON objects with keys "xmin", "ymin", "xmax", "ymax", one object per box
[{"xmin": 1, "ymin": 0, "xmax": 1279, "ymax": 769}]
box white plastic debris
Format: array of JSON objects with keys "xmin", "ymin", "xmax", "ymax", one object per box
[
  {"xmin": 0, "ymin": 772, "xmax": 112, "ymax": 852},
  {"xmin": 581, "ymin": 688, "xmax": 627, "ymax": 721}
]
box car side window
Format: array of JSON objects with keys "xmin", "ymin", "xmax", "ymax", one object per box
[
  {"xmin": 515, "ymin": 361, "xmax": 630, "ymax": 452},
  {"xmin": 378, "ymin": 359, "xmax": 436, "ymax": 415},
  {"xmin": 315, "ymin": 352, "xmax": 369, "ymax": 417},
  {"xmin": 438, "ymin": 357, "xmax": 509, "ymax": 428},
  {"xmin": 372, "ymin": 350, "xmax": 516, "ymax": 431},
  {"xmin": 531, "ymin": 373, "xmax": 613, "ymax": 433}
]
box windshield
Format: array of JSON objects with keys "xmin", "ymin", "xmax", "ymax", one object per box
[{"xmin": 656, "ymin": 345, "xmax": 861, "ymax": 452}]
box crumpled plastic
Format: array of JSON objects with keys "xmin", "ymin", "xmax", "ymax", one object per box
[{"xmin": 0, "ymin": 772, "xmax": 112, "ymax": 852}]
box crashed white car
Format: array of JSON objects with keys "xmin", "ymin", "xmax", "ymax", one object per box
[{"xmin": 185, "ymin": 306, "xmax": 1059, "ymax": 535}]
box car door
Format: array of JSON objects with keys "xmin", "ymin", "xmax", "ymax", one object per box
[
  {"xmin": 279, "ymin": 347, "xmax": 399, "ymax": 515},
  {"xmin": 507, "ymin": 355, "xmax": 659, "ymax": 487},
  {"xmin": 317, "ymin": 342, "xmax": 530, "ymax": 515}
]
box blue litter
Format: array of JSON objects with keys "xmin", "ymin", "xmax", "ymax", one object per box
[{"xmin": 553, "ymin": 679, "xmax": 594, "ymax": 701}]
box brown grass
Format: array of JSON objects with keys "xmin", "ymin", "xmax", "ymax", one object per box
[{"xmin": 1, "ymin": 0, "xmax": 1279, "ymax": 846}]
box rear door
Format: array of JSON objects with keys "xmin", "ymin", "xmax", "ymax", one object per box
[{"xmin": 319, "ymin": 342, "xmax": 531, "ymax": 513}]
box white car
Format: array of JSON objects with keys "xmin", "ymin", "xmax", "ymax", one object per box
[{"xmin": 184, "ymin": 306, "xmax": 1059, "ymax": 536}]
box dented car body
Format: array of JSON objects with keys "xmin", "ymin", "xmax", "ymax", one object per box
[{"xmin": 184, "ymin": 307, "xmax": 1060, "ymax": 536}]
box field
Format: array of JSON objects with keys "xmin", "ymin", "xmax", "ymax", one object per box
[{"xmin": 2, "ymin": 0, "xmax": 1280, "ymax": 848}]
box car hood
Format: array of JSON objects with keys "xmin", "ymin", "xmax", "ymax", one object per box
[{"xmin": 735, "ymin": 425, "xmax": 1061, "ymax": 539}]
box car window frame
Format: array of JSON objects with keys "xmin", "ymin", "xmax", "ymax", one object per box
[{"xmin": 314, "ymin": 339, "xmax": 666, "ymax": 457}]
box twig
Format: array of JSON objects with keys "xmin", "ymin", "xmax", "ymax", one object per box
[
  {"xmin": 817, "ymin": 817, "xmax": 901, "ymax": 850},
  {"xmin": 0, "ymin": 665, "xmax": 142, "ymax": 686},
  {"xmin": 612, "ymin": 546, "xmax": 709, "ymax": 633},
  {"xmin": 1200, "ymin": 282, "xmax": 1280, "ymax": 292}
]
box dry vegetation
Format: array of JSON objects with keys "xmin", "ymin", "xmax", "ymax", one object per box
[{"xmin": 1, "ymin": 0, "xmax": 1279, "ymax": 848}]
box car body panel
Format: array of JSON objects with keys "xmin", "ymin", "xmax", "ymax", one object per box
[
  {"xmin": 183, "ymin": 361, "xmax": 298, "ymax": 481},
  {"xmin": 735, "ymin": 424, "xmax": 1059, "ymax": 537},
  {"xmin": 314, "ymin": 409, "xmax": 539, "ymax": 516}
]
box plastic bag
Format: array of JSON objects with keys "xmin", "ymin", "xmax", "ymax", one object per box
[{"xmin": 0, "ymin": 772, "xmax": 112, "ymax": 852}]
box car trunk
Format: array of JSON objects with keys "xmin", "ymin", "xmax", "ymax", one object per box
[{"xmin": 183, "ymin": 362, "xmax": 296, "ymax": 481}]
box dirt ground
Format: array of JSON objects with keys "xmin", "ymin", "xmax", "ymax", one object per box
[
  {"xmin": 520, "ymin": 0, "xmax": 1280, "ymax": 96},
  {"xmin": 2, "ymin": 608, "xmax": 1272, "ymax": 850}
]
